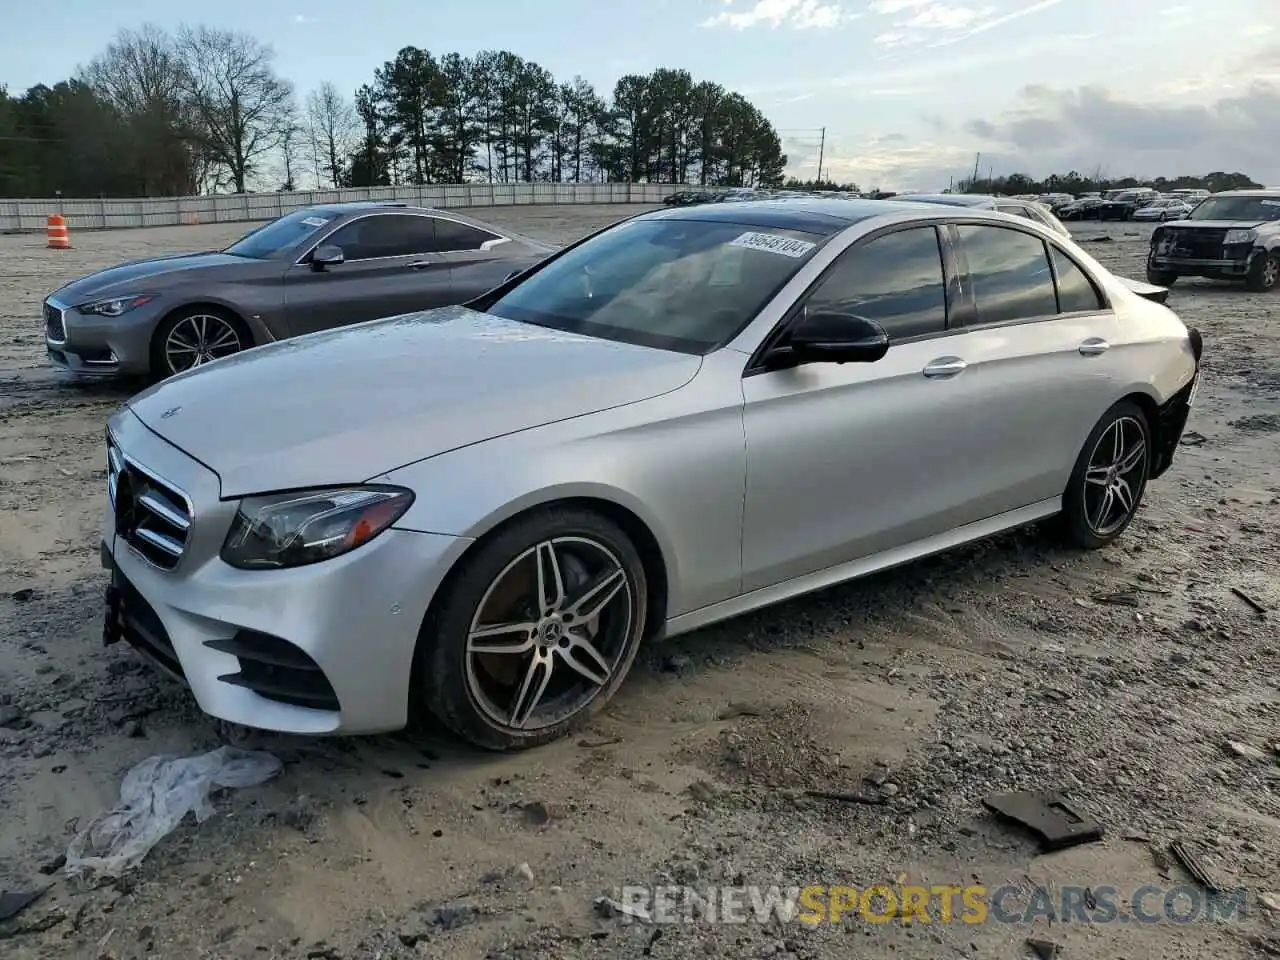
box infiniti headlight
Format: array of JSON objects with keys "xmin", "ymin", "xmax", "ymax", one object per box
[
  {"xmin": 79, "ymin": 294, "xmax": 155, "ymax": 317},
  {"xmin": 1223, "ymin": 229, "xmax": 1255, "ymax": 245},
  {"xmin": 220, "ymin": 486, "xmax": 415, "ymax": 570}
]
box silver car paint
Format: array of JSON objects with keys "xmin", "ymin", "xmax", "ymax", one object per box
[
  {"xmin": 104, "ymin": 205, "xmax": 1196, "ymax": 735},
  {"xmin": 126, "ymin": 306, "xmax": 702, "ymax": 497}
]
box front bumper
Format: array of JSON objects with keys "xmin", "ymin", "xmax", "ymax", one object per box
[
  {"xmin": 1147, "ymin": 254, "xmax": 1252, "ymax": 278},
  {"xmin": 44, "ymin": 297, "xmax": 160, "ymax": 378},
  {"xmin": 101, "ymin": 409, "xmax": 470, "ymax": 735}
]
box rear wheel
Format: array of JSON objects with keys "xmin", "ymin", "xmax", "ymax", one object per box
[
  {"xmin": 415, "ymin": 506, "xmax": 648, "ymax": 750},
  {"xmin": 1246, "ymin": 252, "xmax": 1279, "ymax": 292},
  {"xmin": 150, "ymin": 307, "xmax": 249, "ymax": 380},
  {"xmin": 1055, "ymin": 401, "xmax": 1151, "ymax": 549}
]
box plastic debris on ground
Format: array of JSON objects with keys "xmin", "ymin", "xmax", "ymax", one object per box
[{"xmin": 64, "ymin": 746, "xmax": 283, "ymax": 877}]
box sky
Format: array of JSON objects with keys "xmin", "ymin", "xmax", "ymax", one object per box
[{"xmin": 2, "ymin": 0, "xmax": 1278, "ymax": 190}]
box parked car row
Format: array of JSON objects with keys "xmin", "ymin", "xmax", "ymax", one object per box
[{"xmin": 53, "ymin": 196, "xmax": 1206, "ymax": 751}]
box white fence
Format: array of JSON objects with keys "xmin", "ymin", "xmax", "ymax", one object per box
[{"xmin": 0, "ymin": 182, "xmax": 691, "ymax": 233}]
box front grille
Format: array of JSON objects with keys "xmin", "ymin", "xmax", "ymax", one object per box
[
  {"xmin": 1159, "ymin": 227, "xmax": 1229, "ymax": 259},
  {"xmin": 44, "ymin": 301, "xmax": 66, "ymax": 342},
  {"xmin": 206, "ymin": 631, "xmax": 340, "ymax": 711},
  {"xmin": 107, "ymin": 432, "xmax": 193, "ymax": 570}
]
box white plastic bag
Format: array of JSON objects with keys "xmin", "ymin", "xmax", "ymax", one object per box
[{"xmin": 65, "ymin": 746, "xmax": 282, "ymax": 877}]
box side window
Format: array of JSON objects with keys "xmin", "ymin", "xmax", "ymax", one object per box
[
  {"xmin": 956, "ymin": 225, "xmax": 1057, "ymax": 324},
  {"xmin": 324, "ymin": 215, "xmax": 437, "ymax": 260},
  {"xmin": 1049, "ymin": 245, "xmax": 1106, "ymax": 313},
  {"xmin": 434, "ymin": 218, "xmax": 503, "ymax": 252},
  {"xmin": 806, "ymin": 226, "xmax": 947, "ymax": 339},
  {"xmin": 997, "ymin": 203, "xmax": 1035, "ymax": 221}
]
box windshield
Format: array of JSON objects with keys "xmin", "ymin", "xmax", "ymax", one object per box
[
  {"xmin": 484, "ymin": 218, "xmax": 827, "ymax": 354},
  {"xmin": 1187, "ymin": 197, "xmax": 1280, "ymax": 222},
  {"xmin": 224, "ymin": 209, "xmax": 337, "ymax": 259}
]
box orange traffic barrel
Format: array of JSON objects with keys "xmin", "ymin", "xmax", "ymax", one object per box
[{"xmin": 47, "ymin": 214, "xmax": 71, "ymax": 249}]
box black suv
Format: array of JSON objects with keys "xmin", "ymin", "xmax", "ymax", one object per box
[
  {"xmin": 1147, "ymin": 190, "xmax": 1280, "ymax": 292},
  {"xmin": 1098, "ymin": 188, "xmax": 1159, "ymax": 221}
]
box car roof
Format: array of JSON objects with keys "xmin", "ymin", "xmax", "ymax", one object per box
[
  {"xmin": 1208, "ymin": 189, "xmax": 1280, "ymax": 198},
  {"xmin": 637, "ymin": 197, "xmax": 931, "ymax": 235},
  {"xmin": 889, "ymin": 193, "xmax": 996, "ymax": 208}
]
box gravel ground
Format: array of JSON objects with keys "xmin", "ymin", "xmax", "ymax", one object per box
[{"xmin": 1, "ymin": 209, "xmax": 1278, "ymax": 960}]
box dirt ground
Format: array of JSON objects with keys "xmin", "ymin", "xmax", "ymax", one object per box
[{"xmin": 1, "ymin": 206, "xmax": 1278, "ymax": 960}]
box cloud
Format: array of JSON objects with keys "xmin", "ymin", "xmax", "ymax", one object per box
[
  {"xmin": 868, "ymin": 0, "xmax": 1067, "ymax": 49},
  {"xmin": 738, "ymin": 29, "xmax": 1097, "ymax": 95},
  {"xmin": 293, "ymin": 13, "xmax": 316, "ymax": 23},
  {"xmin": 702, "ymin": 0, "xmax": 857, "ymax": 29},
  {"xmin": 962, "ymin": 68, "xmax": 1280, "ymax": 182}
]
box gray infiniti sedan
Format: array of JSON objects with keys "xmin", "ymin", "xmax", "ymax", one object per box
[
  {"xmin": 101, "ymin": 198, "xmax": 1202, "ymax": 750},
  {"xmin": 44, "ymin": 201, "xmax": 556, "ymax": 380}
]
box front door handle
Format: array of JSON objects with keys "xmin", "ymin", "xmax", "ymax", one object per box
[
  {"xmin": 1078, "ymin": 337, "xmax": 1110, "ymax": 356},
  {"xmin": 407, "ymin": 260, "xmax": 436, "ymax": 270},
  {"xmin": 923, "ymin": 356, "xmax": 967, "ymax": 378}
]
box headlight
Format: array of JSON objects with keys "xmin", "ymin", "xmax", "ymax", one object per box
[
  {"xmin": 79, "ymin": 294, "xmax": 155, "ymax": 317},
  {"xmin": 220, "ymin": 486, "xmax": 414, "ymax": 570},
  {"xmin": 1224, "ymin": 229, "xmax": 1255, "ymax": 245}
]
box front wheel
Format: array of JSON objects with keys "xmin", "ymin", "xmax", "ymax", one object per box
[
  {"xmin": 1246, "ymin": 252, "xmax": 1279, "ymax": 292},
  {"xmin": 1054, "ymin": 401, "xmax": 1152, "ymax": 550},
  {"xmin": 415, "ymin": 506, "xmax": 648, "ymax": 750},
  {"xmin": 150, "ymin": 307, "xmax": 248, "ymax": 380},
  {"xmin": 1146, "ymin": 265, "xmax": 1178, "ymax": 286}
]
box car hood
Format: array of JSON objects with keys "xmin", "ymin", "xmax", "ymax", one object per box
[
  {"xmin": 125, "ymin": 306, "xmax": 702, "ymax": 497},
  {"xmin": 1160, "ymin": 219, "xmax": 1267, "ymax": 230},
  {"xmin": 52, "ymin": 251, "xmax": 251, "ymax": 305}
]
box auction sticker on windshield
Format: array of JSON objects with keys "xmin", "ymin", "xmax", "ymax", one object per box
[
  {"xmin": 301, "ymin": 216, "xmax": 330, "ymax": 227},
  {"xmin": 729, "ymin": 232, "xmax": 817, "ymax": 258}
]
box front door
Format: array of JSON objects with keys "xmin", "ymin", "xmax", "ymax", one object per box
[
  {"xmin": 283, "ymin": 213, "xmax": 455, "ymax": 336},
  {"xmin": 741, "ymin": 225, "xmax": 980, "ymax": 592}
]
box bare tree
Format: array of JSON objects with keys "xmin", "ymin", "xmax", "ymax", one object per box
[
  {"xmin": 277, "ymin": 101, "xmax": 302, "ymax": 190},
  {"xmin": 82, "ymin": 24, "xmax": 198, "ymax": 195},
  {"xmin": 176, "ymin": 25, "xmax": 293, "ymax": 192},
  {"xmin": 306, "ymin": 81, "xmax": 358, "ymax": 188}
]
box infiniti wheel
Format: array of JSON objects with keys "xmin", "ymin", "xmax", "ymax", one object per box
[
  {"xmin": 152, "ymin": 308, "xmax": 247, "ymax": 379},
  {"xmin": 1055, "ymin": 400, "xmax": 1151, "ymax": 549},
  {"xmin": 417, "ymin": 507, "xmax": 648, "ymax": 750}
]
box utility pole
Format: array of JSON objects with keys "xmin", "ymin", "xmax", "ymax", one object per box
[
  {"xmin": 971, "ymin": 152, "xmax": 981, "ymax": 190},
  {"xmin": 816, "ymin": 127, "xmax": 825, "ymax": 183}
]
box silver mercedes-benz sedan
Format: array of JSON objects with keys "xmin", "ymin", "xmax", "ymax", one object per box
[{"xmin": 101, "ymin": 198, "xmax": 1202, "ymax": 750}]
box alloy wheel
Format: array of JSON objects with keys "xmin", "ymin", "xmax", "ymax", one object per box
[
  {"xmin": 1082, "ymin": 416, "xmax": 1147, "ymax": 536},
  {"xmin": 464, "ymin": 536, "xmax": 635, "ymax": 731},
  {"xmin": 164, "ymin": 314, "xmax": 243, "ymax": 374},
  {"xmin": 1264, "ymin": 257, "xmax": 1279, "ymax": 289}
]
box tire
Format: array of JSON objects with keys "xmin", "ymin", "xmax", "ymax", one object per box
[
  {"xmin": 1245, "ymin": 251, "xmax": 1279, "ymax": 292},
  {"xmin": 150, "ymin": 306, "xmax": 250, "ymax": 381},
  {"xmin": 1146, "ymin": 265, "xmax": 1178, "ymax": 286},
  {"xmin": 415, "ymin": 506, "xmax": 648, "ymax": 751},
  {"xmin": 1054, "ymin": 401, "xmax": 1152, "ymax": 550}
]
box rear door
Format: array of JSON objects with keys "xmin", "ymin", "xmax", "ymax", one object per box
[
  {"xmin": 945, "ymin": 222, "xmax": 1123, "ymax": 512},
  {"xmin": 283, "ymin": 213, "xmax": 454, "ymax": 335},
  {"xmin": 434, "ymin": 216, "xmax": 543, "ymax": 299}
]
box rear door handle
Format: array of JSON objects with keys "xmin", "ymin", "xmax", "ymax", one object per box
[
  {"xmin": 407, "ymin": 260, "xmax": 436, "ymax": 270},
  {"xmin": 923, "ymin": 357, "xmax": 967, "ymax": 378},
  {"xmin": 1078, "ymin": 337, "xmax": 1109, "ymax": 356}
]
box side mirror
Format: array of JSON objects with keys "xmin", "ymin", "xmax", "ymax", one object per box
[
  {"xmin": 311, "ymin": 244, "xmax": 344, "ymax": 270},
  {"xmin": 770, "ymin": 311, "xmax": 890, "ymax": 368}
]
